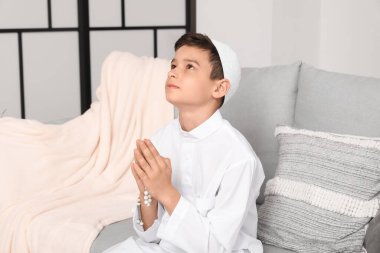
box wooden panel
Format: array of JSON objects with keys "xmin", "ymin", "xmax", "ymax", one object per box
[
  {"xmin": 124, "ymin": 0, "xmax": 186, "ymax": 26},
  {"xmin": 90, "ymin": 30, "xmax": 154, "ymax": 101},
  {"xmin": 0, "ymin": 0, "xmax": 48, "ymax": 28},
  {"xmin": 0, "ymin": 34, "xmax": 21, "ymax": 118},
  {"xmin": 89, "ymin": 0, "xmax": 121, "ymax": 27},
  {"xmin": 23, "ymin": 32, "xmax": 80, "ymax": 122},
  {"xmin": 157, "ymin": 29, "xmax": 186, "ymax": 59},
  {"xmin": 51, "ymin": 0, "xmax": 78, "ymax": 27}
]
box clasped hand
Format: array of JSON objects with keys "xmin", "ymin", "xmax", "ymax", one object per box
[{"xmin": 131, "ymin": 139, "xmax": 173, "ymax": 202}]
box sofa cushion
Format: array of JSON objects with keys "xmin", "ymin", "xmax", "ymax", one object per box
[
  {"xmin": 364, "ymin": 210, "xmax": 380, "ymax": 253},
  {"xmin": 295, "ymin": 63, "xmax": 380, "ymax": 137},
  {"xmin": 91, "ymin": 218, "xmax": 136, "ymax": 253},
  {"xmin": 258, "ymin": 125, "xmax": 380, "ymax": 252},
  {"xmin": 263, "ymin": 244, "xmax": 294, "ymax": 253},
  {"xmin": 221, "ymin": 62, "xmax": 300, "ymax": 203}
]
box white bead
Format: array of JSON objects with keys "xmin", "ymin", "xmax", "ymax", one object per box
[
  {"xmin": 144, "ymin": 195, "xmax": 148, "ymax": 200},
  {"xmin": 144, "ymin": 190, "xmax": 149, "ymax": 195}
]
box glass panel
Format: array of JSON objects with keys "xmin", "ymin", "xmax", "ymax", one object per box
[
  {"xmin": 0, "ymin": 0, "xmax": 48, "ymax": 28},
  {"xmin": 0, "ymin": 34, "xmax": 21, "ymax": 118},
  {"xmin": 89, "ymin": 0, "xmax": 121, "ymax": 27},
  {"xmin": 90, "ymin": 30, "xmax": 154, "ymax": 101},
  {"xmin": 51, "ymin": 0, "xmax": 78, "ymax": 27},
  {"xmin": 23, "ymin": 32, "xmax": 81, "ymax": 122},
  {"xmin": 157, "ymin": 29, "xmax": 185, "ymax": 59},
  {"xmin": 125, "ymin": 0, "xmax": 185, "ymax": 26}
]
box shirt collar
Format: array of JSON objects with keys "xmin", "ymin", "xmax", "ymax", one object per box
[{"xmin": 176, "ymin": 110, "xmax": 224, "ymax": 140}]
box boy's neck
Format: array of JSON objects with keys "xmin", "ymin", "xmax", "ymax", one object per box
[{"xmin": 178, "ymin": 106, "xmax": 218, "ymax": 132}]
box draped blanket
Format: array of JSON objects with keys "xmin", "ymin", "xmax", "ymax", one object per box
[{"xmin": 0, "ymin": 51, "xmax": 173, "ymax": 253}]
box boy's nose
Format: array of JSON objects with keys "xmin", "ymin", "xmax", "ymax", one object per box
[{"xmin": 168, "ymin": 70, "xmax": 176, "ymax": 78}]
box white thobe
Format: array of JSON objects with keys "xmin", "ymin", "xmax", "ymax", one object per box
[{"xmin": 103, "ymin": 110, "xmax": 265, "ymax": 253}]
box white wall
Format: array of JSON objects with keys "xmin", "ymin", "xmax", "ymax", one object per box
[
  {"xmin": 319, "ymin": 0, "xmax": 380, "ymax": 78},
  {"xmin": 197, "ymin": 0, "xmax": 273, "ymax": 67},
  {"xmin": 271, "ymin": 0, "xmax": 321, "ymax": 66},
  {"xmin": 197, "ymin": 0, "xmax": 380, "ymax": 78}
]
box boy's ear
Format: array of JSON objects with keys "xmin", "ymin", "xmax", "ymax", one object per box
[{"xmin": 212, "ymin": 79, "xmax": 230, "ymax": 99}]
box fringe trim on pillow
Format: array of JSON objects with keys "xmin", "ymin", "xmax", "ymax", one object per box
[
  {"xmin": 265, "ymin": 177, "xmax": 380, "ymax": 218},
  {"xmin": 275, "ymin": 125, "xmax": 380, "ymax": 150}
]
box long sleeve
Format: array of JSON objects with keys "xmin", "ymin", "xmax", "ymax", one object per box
[
  {"xmin": 132, "ymin": 202, "xmax": 165, "ymax": 243},
  {"xmin": 156, "ymin": 158, "xmax": 260, "ymax": 253}
]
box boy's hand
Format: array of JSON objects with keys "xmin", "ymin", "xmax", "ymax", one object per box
[{"xmin": 132, "ymin": 139, "xmax": 174, "ymax": 201}]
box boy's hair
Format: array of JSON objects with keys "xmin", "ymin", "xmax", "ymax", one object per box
[{"xmin": 174, "ymin": 32, "xmax": 225, "ymax": 107}]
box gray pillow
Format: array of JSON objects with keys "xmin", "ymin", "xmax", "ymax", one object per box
[
  {"xmin": 258, "ymin": 125, "xmax": 380, "ymax": 253},
  {"xmin": 221, "ymin": 62, "xmax": 301, "ymax": 203},
  {"xmin": 295, "ymin": 64, "xmax": 380, "ymax": 137},
  {"xmin": 364, "ymin": 211, "xmax": 380, "ymax": 253}
]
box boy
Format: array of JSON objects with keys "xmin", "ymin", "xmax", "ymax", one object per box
[{"xmin": 104, "ymin": 32, "xmax": 265, "ymax": 253}]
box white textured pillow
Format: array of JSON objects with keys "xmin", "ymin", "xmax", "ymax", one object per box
[{"xmin": 258, "ymin": 125, "xmax": 380, "ymax": 253}]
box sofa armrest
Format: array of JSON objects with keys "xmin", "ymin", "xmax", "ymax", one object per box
[{"xmin": 364, "ymin": 212, "xmax": 380, "ymax": 253}]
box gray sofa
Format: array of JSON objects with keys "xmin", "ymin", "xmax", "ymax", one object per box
[{"xmin": 91, "ymin": 62, "xmax": 380, "ymax": 253}]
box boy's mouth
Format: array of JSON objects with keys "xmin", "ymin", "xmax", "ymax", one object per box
[{"xmin": 166, "ymin": 84, "xmax": 180, "ymax": 89}]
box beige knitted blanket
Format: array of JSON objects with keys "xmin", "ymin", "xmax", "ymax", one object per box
[{"xmin": 0, "ymin": 51, "xmax": 173, "ymax": 253}]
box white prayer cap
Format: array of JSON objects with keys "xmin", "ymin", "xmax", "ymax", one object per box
[{"xmin": 211, "ymin": 39, "xmax": 241, "ymax": 103}]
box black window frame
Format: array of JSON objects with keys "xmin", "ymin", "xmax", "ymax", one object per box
[{"xmin": 0, "ymin": 0, "xmax": 196, "ymax": 118}]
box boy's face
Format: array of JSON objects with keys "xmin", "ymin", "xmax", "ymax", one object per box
[{"xmin": 165, "ymin": 45, "xmax": 220, "ymax": 109}]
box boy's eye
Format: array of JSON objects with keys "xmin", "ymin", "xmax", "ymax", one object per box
[
  {"xmin": 171, "ymin": 64, "xmax": 176, "ymax": 69},
  {"xmin": 186, "ymin": 64, "xmax": 194, "ymax": 69}
]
